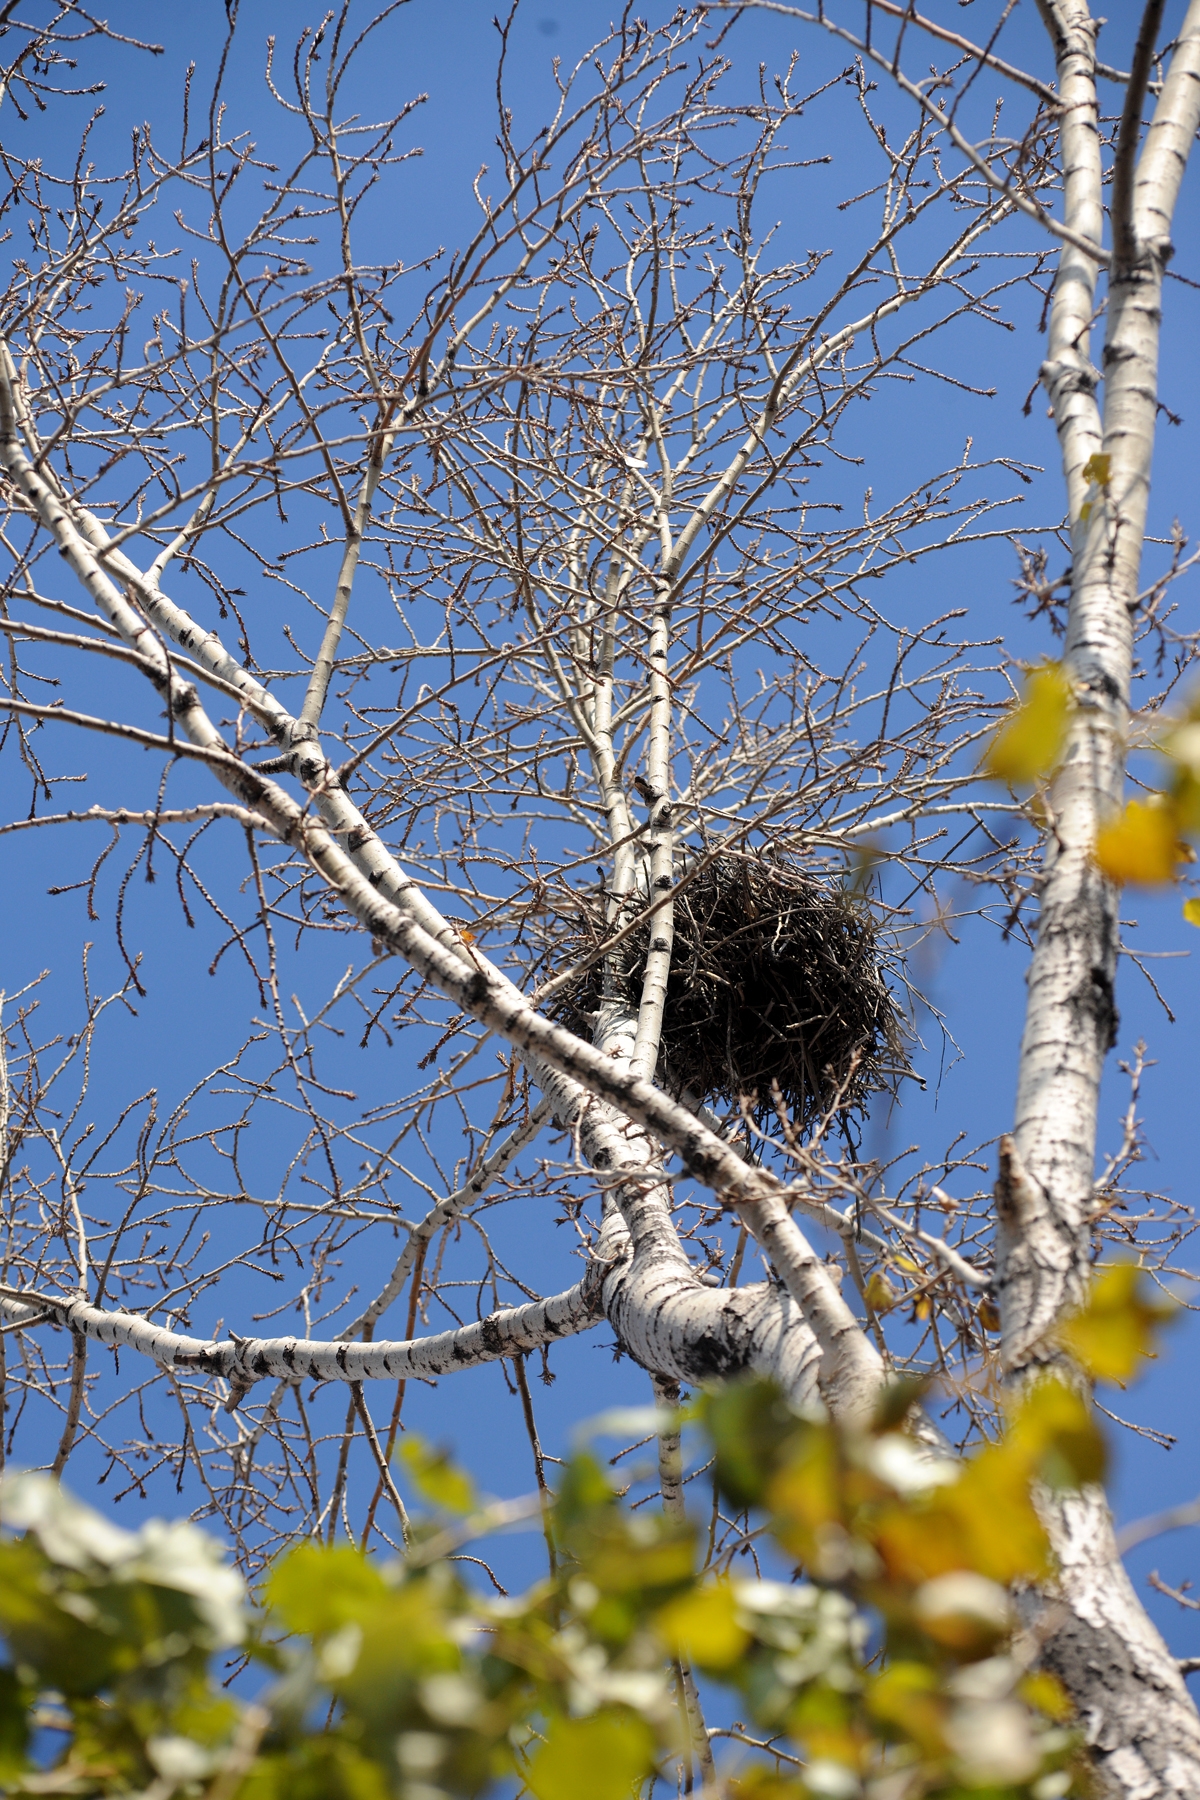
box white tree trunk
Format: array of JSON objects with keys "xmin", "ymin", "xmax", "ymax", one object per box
[{"xmin": 1001, "ymin": 5, "xmax": 1200, "ymax": 1791}]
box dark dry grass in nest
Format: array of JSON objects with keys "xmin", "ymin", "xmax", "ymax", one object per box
[{"xmin": 555, "ymin": 853, "xmax": 906, "ymax": 1135}]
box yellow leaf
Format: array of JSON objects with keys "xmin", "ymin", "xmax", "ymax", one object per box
[
  {"xmin": 1094, "ymin": 799, "xmax": 1183, "ymax": 886},
  {"xmin": 582, "ymin": 1518, "xmax": 694, "ymax": 1597},
  {"xmin": 1178, "ymin": 778, "xmax": 1200, "ymax": 834},
  {"xmin": 874, "ymin": 1446, "xmax": 1051, "ymax": 1587},
  {"xmin": 865, "ymin": 1273, "xmax": 898, "ymax": 1314},
  {"xmin": 1007, "ymin": 1375, "xmax": 1106, "ymax": 1488},
  {"xmin": 656, "ymin": 1580, "xmax": 749, "ymax": 1670},
  {"xmin": 787, "ymin": 1686, "xmax": 866, "ymax": 1767},
  {"xmin": 766, "ymin": 1427, "xmax": 841, "ymax": 1563},
  {"xmin": 1162, "ymin": 721, "xmax": 1200, "ymax": 784},
  {"xmin": 913, "ymin": 1571, "xmax": 1010, "ymax": 1652},
  {"xmin": 527, "ymin": 1711, "xmax": 656, "ymax": 1800},
  {"xmin": 866, "ymin": 1662, "xmax": 946, "ymax": 1757},
  {"xmin": 1184, "ymin": 897, "xmax": 1200, "ymax": 927},
  {"xmin": 1019, "ymin": 1670, "xmax": 1074, "ymax": 1724},
  {"xmin": 729, "ymin": 1772, "xmax": 807, "ymax": 1800},
  {"xmin": 1081, "ymin": 452, "xmax": 1111, "ymax": 487},
  {"xmin": 984, "ymin": 664, "xmax": 1071, "ymax": 787},
  {"xmin": 1058, "ymin": 1262, "xmax": 1176, "ymax": 1383},
  {"xmin": 872, "ymin": 1389, "xmax": 1097, "ymax": 1587}
]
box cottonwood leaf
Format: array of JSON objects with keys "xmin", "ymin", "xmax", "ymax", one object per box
[
  {"xmin": 1019, "ymin": 1671, "xmax": 1074, "ymax": 1724},
  {"xmin": 1184, "ymin": 897, "xmax": 1200, "ymax": 927},
  {"xmin": 872, "ymin": 1375, "xmax": 931, "ymax": 1432},
  {"xmin": 984, "ymin": 665, "xmax": 1071, "ymax": 787},
  {"xmin": 864, "ymin": 1273, "xmax": 898, "ymax": 1314},
  {"xmin": 266, "ymin": 1543, "xmax": 389, "ymax": 1638},
  {"xmin": 1008, "ymin": 1375, "xmax": 1106, "ymax": 1488},
  {"xmin": 1094, "ymin": 799, "xmax": 1184, "ymax": 885},
  {"xmin": 0, "ymin": 1667, "xmax": 27, "ymax": 1783},
  {"xmin": 1058, "ymin": 1262, "xmax": 1176, "ymax": 1382},
  {"xmin": 656, "ymin": 1580, "xmax": 748, "ymax": 1669},
  {"xmin": 727, "ymin": 1771, "xmax": 807, "ymax": 1800},
  {"xmin": 703, "ymin": 1379, "xmax": 800, "ymax": 1508},
  {"xmin": 867, "ymin": 1660, "xmax": 946, "ymax": 1757},
  {"xmin": 399, "ymin": 1435, "xmax": 477, "ymax": 1515},
  {"xmin": 526, "ymin": 1711, "xmax": 656, "ymax": 1800}
]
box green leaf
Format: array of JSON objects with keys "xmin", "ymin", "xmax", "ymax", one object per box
[
  {"xmin": 237, "ymin": 1737, "xmax": 392, "ymax": 1800},
  {"xmin": 266, "ymin": 1543, "xmax": 390, "ymax": 1638},
  {"xmin": 728, "ymin": 1769, "xmax": 808, "ymax": 1800},
  {"xmin": 526, "ymin": 1710, "xmax": 657, "ymax": 1800},
  {"xmin": 581, "ymin": 1516, "xmax": 694, "ymax": 1600},
  {"xmin": 399, "ymin": 1434, "xmax": 478, "ymax": 1515},
  {"xmin": 554, "ymin": 1449, "xmax": 616, "ymax": 1529},
  {"xmin": 0, "ymin": 1666, "xmax": 28, "ymax": 1782},
  {"xmin": 700, "ymin": 1377, "xmax": 799, "ymax": 1508},
  {"xmin": 1009, "ymin": 1374, "xmax": 1107, "ymax": 1488},
  {"xmin": 867, "ymin": 1660, "xmax": 945, "ymax": 1755},
  {"xmin": 871, "ymin": 1375, "xmax": 931, "ymax": 1432}
]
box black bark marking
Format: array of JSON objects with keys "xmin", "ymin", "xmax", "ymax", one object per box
[
  {"xmin": 1081, "ymin": 962, "xmax": 1119, "ymax": 1052},
  {"xmin": 461, "ymin": 969, "xmax": 489, "ymax": 1008},
  {"xmin": 677, "ymin": 1330, "xmax": 744, "ymax": 1381}
]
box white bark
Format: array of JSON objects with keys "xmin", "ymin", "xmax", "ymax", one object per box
[
  {"xmin": 1001, "ymin": 5, "xmax": 1200, "ymax": 1792},
  {"xmin": 0, "ymin": 1280, "xmax": 602, "ymax": 1393},
  {"xmin": 0, "ymin": 1224, "xmax": 826, "ymax": 1418},
  {"xmin": 529, "ymin": 1008, "xmax": 834, "ymax": 1414},
  {"xmin": 1021, "ymin": 1490, "xmax": 1200, "ymax": 1800}
]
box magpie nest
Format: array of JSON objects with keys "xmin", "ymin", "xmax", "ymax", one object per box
[{"xmin": 553, "ymin": 853, "xmax": 906, "ymax": 1136}]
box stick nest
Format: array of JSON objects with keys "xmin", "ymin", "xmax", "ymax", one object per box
[{"xmin": 553, "ymin": 853, "xmax": 906, "ymax": 1135}]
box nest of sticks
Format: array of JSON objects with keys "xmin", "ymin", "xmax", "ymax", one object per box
[{"xmin": 553, "ymin": 853, "xmax": 906, "ymax": 1136}]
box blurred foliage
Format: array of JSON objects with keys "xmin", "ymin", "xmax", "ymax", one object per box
[
  {"xmin": 983, "ymin": 668, "xmax": 1200, "ymax": 908},
  {"xmin": 0, "ymin": 1281, "xmax": 1174, "ymax": 1800},
  {"xmin": 1058, "ymin": 1262, "xmax": 1176, "ymax": 1384},
  {"xmin": 1093, "ymin": 698, "xmax": 1200, "ymax": 893},
  {"xmin": 983, "ymin": 664, "xmax": 1072, "ymax": 789}
]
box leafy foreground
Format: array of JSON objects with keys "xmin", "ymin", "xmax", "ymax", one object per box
[{"xmin": 0, "ymin": 1365, "xmax": 1126, "ymax": 1800}]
